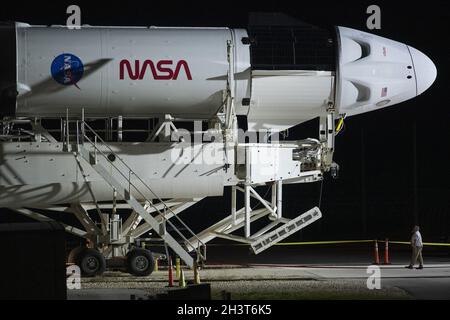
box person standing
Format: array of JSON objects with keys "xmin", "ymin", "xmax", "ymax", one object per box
[{"xmin": 406, "ymin": 225, "xmax": 424, "ymax": 269}]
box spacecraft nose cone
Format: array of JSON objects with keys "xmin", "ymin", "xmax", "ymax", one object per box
[{"xmin": 408, "ymin": 46, "xmax": 437, "ymax": 96}]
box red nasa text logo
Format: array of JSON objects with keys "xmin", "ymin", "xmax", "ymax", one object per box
[{"xmin": 119, "ymin": 59, "xmax": 192, "ymax": 80}]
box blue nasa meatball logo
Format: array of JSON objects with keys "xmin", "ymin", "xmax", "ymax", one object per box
[{"xmin": 50, "ymin": 53, "xmax": 84, "ymax": 86}]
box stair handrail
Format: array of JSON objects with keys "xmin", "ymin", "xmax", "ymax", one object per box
[{"xmin": 79, "ymin": 120, "xmax": 206, "ymax": 260}]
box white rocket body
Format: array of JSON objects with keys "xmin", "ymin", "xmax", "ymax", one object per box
[
  {"xmin": 4, "ymin": 22, "xmax": 437, "ymax": 130},
  {"xmin": 16, "ymin": 26, "xmax": 249, "ymax": 119},
  {"xmin": 0, "ymin": 17, "xmax": 439, "ymax": 260}
]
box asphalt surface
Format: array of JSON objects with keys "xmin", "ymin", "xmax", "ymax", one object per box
[
  {"xmin": 69, "ymin": 244, "xmax": 450, "ymax": 300},
  {"xmin": 204, "ymin": 244, "xmax": 450, "ymax": 300},
  {"xmin": 202, "ymin": 243, "xmax": 450, "ymax": 266}
]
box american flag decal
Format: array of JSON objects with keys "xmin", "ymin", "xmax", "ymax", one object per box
[{"xmin": 381, "ymin": 87, "xmax": 388, "ymax": 97}]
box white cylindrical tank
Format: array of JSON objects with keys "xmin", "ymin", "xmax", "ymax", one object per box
[{"xmin": 15, "ymin": 24, "xmax": 250, "ymax": 118}]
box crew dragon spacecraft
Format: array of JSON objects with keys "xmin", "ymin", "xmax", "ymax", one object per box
[{"xmin": 0, "ymin": 14, "xmax": 436, "ymax": 276}]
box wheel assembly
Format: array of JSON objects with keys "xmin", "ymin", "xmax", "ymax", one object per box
[
  {"xmin": 68, "ymin": 247, "xmax": 106, "ymax": 277},
  {"xmin": 127, "ymin": 248, "xmax": 155, "ymax": 277}
]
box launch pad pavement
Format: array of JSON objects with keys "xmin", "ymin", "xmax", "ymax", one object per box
[{"xmin": 68, "ymin": 263, "xmax": 450, "ymax": 300}]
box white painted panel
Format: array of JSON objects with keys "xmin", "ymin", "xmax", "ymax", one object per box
[
  {"xmin": 335, "ymin": 26, "xmax": 435, "ymax": 116},
  {"xmin": 248, "ymin": 71, "xmax": 334, "ymax": 130}
]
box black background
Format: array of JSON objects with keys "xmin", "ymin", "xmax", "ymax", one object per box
[{"xmin": 0, "ymin": 0, "xmax": 449, "ymax": 242}]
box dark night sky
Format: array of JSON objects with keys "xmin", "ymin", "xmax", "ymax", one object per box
[{"xmin": 1, "ymin": 0, "xmax": 449, "ymax": 242}]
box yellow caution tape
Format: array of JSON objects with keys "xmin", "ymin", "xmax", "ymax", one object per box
[
  {"xmin": 207, "ymin": 240, "xmax": 375, "ymax": 247},
  {"xmin": 150, "ymin": 239, "xmax": 450, "ymax": 247},
  {"xmin": 274, "ymin": 240, "xmax": 374, "ymax": 246},
  {"xmin": 276, "ymin": 240, "xmax": 450, "ymax": 247},
  {"xmin": 388, "ymin": 241, "xmax": 450, "ymax": 247},
  {"xmin": 210, "ymin": 239, "xmax": 450, "ymax": 247}
]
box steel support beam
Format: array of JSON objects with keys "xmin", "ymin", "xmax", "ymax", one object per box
[{"xmin": 13, "ymin": 208, "xmax": 88, "ymax": 239}]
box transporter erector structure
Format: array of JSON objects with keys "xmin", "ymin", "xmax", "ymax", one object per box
[{"xmin": 0, "ymin": 14, "xmax": 436, "ymax": 276}]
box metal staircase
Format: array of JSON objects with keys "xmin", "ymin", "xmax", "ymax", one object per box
[
  {"xmin": 76, "ymin": 121, "xmax": 206, "ymax": 268},
  {"xmin": 186, "ymin": 206, "xmax": 322, "ymax": 255},
  {"xmin": 67, "ymin": 119, "xmax": 324, "ymax": 267},
  {"xmin": 250, "ymin": 207, "xmax": 322, "ymax": 254}
]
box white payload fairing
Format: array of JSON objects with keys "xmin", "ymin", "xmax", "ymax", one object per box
[{"xmin": 0, "ymin": 18, "xmax": 436, "ymax": 130}]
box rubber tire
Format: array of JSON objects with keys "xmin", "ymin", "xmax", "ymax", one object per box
[
  {"xmin": 77, "ymin": 248, "xmax": 106, "ymax": 277},
  {"xmin": 67, "ymin": 246, "xmax": 85, "ymax": 264},
  {"xmin": 127, "ymin": 248, "xmax": 155, "ymax": 277}
]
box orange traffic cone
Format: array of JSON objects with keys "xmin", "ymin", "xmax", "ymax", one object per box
[
  {"xmin": 383, "ymin": 238, "xmax": 391, "ymax": 265},
  {"xmin": 373, "ymin": 240, "xmax": 380, "ymax": 265}
]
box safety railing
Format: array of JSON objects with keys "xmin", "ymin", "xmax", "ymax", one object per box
[{"xmin": 74, "ymin": 119, "xmax": 206, "ymax": 262}]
